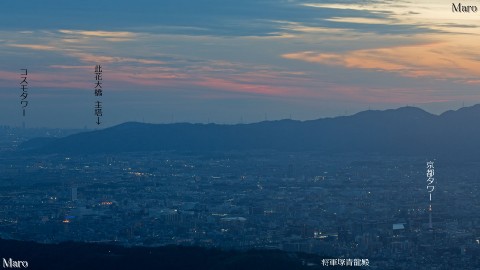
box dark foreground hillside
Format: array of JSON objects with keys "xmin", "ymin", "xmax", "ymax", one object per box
[{"xmin": 0, "ymin": 238, "xmax": 350, "ymax": 270}]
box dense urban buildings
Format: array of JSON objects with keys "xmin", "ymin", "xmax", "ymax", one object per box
[{"xmin": 0, "ymin": 126, "xmax": 479, "ymax": 269}]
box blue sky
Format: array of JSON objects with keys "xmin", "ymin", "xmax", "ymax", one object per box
[{"xmin": 1, "ymin": 0, "xmax": 479, "ymax": 128}]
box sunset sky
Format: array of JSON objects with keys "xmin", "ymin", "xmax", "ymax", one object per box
[{"xmin": 1, "ymin": 0, "xmax": 479, "ymax": 128}]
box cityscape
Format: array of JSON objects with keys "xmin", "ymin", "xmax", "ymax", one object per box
[
  {"xmin": 1, "ymin": 125, "xmax": 479, "ymax": 269},
  {"xmin": 2, "ymin": 1, "xmax": 480, "ymax": 269}
]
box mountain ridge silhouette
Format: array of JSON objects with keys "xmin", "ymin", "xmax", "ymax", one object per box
[{"xmin": 20, "ymin": 105, "xmax": 480, "ymax": 159}]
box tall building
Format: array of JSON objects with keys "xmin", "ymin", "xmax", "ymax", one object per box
[
  {"xmin": 428, "ymin": 203, "xmax": 432, "ymax": 229},
  {"xmin": 72, "ymin": 187, "xmax": 78, "ymax": 201}
]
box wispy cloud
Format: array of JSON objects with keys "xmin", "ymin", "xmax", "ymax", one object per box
[
  {"xmin": 7, "ymin": 44, "xmax": 58, "ymax": 51},
  {"xmin": 282, "ymin": 35, "xmax": 480, "ymax": 84},
  {"xmin": 325, "ymin": 17, "xmax": 392, "ymax": 25},
  {"xmin": 66, "ymin": 51, "xmax": 165, "ymax": 65},
  {"xmin": 59, "ymin": 30, "xmax": 136, "ymax": 38}
]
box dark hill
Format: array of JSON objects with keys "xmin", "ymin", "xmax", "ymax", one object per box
[
  {"xmin": 0, "ymin": 238, "xmax": 336, "ymax": 270},
  {"xmin": 20, "ymin": 105, "xmax": 480, "ymax": 159}
]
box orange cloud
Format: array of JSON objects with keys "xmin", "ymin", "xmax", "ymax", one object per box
[
  {"xmin": 282, "ymin": 39, "xmax": 480, "ymax": 83},
  {"xmin": 8, "ymin": 44, "xmax": 57, "ymax": 51},
  {"xmin": 59, "ymin": 30, "xmax": 136, "ymax": 39},
  {"xmin": 195, "ymin": 77, "xmax": 309, "ymax": 97}
]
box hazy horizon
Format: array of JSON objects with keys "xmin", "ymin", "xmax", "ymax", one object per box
[
  {"xmin": 1, "ymin": 102, "xmax": 475, "ymax": 129},
  {"xmin": 1, "ymin": 1, "xmax": 479, "ymax": 128}
]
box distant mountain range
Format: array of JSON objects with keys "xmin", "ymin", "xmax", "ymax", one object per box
[{"xmin": 20, "ymin": 105, "xmax": 480, "ymax": 159}]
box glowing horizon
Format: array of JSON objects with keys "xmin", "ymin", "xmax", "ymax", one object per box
[{"xmin": 0, "ymin": 0, "xmax": 477, "ymax": 128}]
